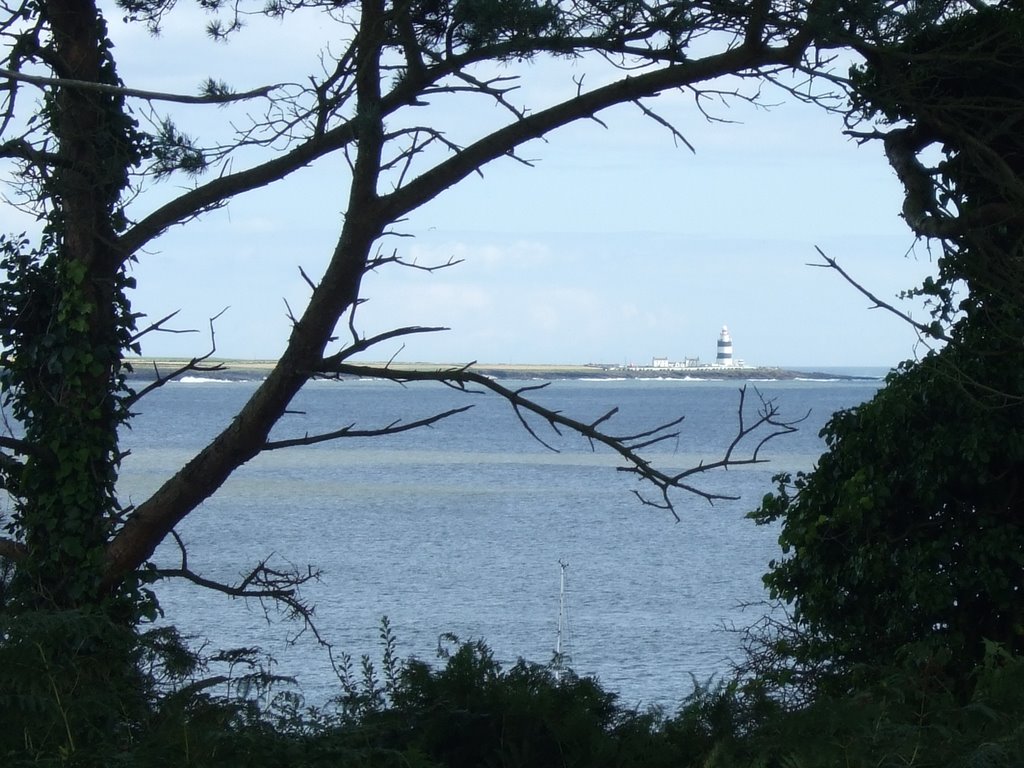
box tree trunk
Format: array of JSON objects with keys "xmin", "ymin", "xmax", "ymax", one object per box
[{"xmin": 13, "ymin": 0, "xmax": 138, "ymax": 613}]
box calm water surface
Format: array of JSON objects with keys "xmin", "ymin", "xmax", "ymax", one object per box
[{"xmin": 119, "ymin": 375, "xmax": 883, "ymax": 709}]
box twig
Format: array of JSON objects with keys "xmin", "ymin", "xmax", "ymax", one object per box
[
  {"xmin": 158, "ymin": 531, "xmax": 333, "ymax": 651},
  {"xmin": 633, "ymin": 98, "xmax": 695, "ymax": 152},
  {"xmin": 320, "ymin": 325, "xmax": 450, "ymax": 369},
  {"xmin": 125, "ymin": 309, "xmax": 229, "ymax": 407},
  {"xmin": 129, "ymin": 310, "xmax": 197, "ymax": 344},
  {"xmin": 263, "ymin": 405, "xmax": 474, "ymax": 450},
  {"xmin": 811, "ymin": 246, "xmax": 952, "ymax": 343}
]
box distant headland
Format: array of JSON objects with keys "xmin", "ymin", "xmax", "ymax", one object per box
[
  {"xmin": 127, "ymin": 359, "xmax": 878, "ymax": 382},
  {"xmin": 127, "ymin": 325, "xmax": 880, "ymax": 383}
]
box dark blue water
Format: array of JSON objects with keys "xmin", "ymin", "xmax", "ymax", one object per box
[{"xmin": 119, "ymin": 375, "xmax": 882, "ymax": 710}]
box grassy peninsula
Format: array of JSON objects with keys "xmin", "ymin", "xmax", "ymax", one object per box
[{"xmin": 129, "ymin": 358, "xmax": 873, "ymax": 382}]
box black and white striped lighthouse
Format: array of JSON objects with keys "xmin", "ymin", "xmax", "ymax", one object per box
[{"xmin": 716, "ymin": 325, "xmax": 733, "ymax": 366}]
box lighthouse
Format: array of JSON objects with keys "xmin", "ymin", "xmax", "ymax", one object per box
[{"xmin": 716, "ymin": 325, "xmax": 734, "ymax": 366}]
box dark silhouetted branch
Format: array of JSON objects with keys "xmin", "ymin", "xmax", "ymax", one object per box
[
  {"xmin": 129, "ymin": 310, "xmax": 197, "ymax": 344},
  {"xmin": 0, "ymin": 435, "xmax": 41, "ymax": 457},
  {"xmin": 811, "ymin": 246, "xmax": 953, "ymax": 344},
  {"xmin": 323, "ymin": 364, "xmax": 801, "ymax": 520},
  {"xmin": 0, "ymin": 66, "xmax": 284, "ymax": 104},
  {"xmin": 0, "ymin": 536, "xmax": 26, "ymax": 562},
  {"xmin": 125, "ymin": 310, "xmax": 229, "ymax": 407},
  {"xmin": 158, "ymin": 530, "xmax": 320, "ymax": 632},
  {"xmin": 263, "ymin": 405, "xmax": 474, "ymax": 450},
  {"xmin": 322, "ymin": 325, "xmax": 450, "ymax": 367}
]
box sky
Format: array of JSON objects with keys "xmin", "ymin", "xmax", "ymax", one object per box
[{"xmin": 2, "ymin": 5, "xmax": 944, "ymax": 369}]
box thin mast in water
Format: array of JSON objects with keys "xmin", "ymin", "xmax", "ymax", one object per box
[{"xmin": 553, "ymin": 559, "xmax": 573, "ymax": 679}]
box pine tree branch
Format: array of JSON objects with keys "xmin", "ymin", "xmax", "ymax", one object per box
[{"xmin": 0, "ymin": 66, "xmax": 283, "ymax": 104}]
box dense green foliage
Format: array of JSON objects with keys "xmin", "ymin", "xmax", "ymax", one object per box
[
  {"xmin": 0, "ymin": 610, "xmax": 150, "ymax": 764},
  {"xmin": 7, "ymin": 620, "xmax": 1024, "ymax": 768},
  {"xmin": 754, "ymin": 351, "xmax": 1024, "ymax": 684},
  {"xmin": 753, "ymin": 0, "xmax": 1024, "ymax": 695}
]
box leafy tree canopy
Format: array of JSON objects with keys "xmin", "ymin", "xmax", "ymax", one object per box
[{"xmin": 753, "ymin": 0, "xmax": 1024, "ymax": 691}]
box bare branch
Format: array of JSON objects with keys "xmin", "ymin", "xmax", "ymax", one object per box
[
  {"xmin": 379, "ymin": 37, "xmax": 811, "ymax": 224},
  {"xmin": 811, "ymin": 246, "xmax": 952, "ymax": 344},
  {"xmin": 157, "ymin": 558, "xmax": 318, "ymax": 607},
  {"xmin": 0, "ymin": 66, "xmax": 285, "ymax": 104},
  {"xmin": 157, "ymin": 530, "xmax": 340, "ymax": 656},
  {"xmin": 609, "ymin": 415, "xmax": 687, "ymax": 445},
  {"xmin": 589, "ymin": 407, "xmax": 620, "ymax": 430},
  {"xmin": 320, "ymin": 325, "xmax": 450, "ymax": 369},
  {"xmin": 622, "ymin": 387, "xmax": 802, "ymax": 514},
  {"xmin": 170, "ymin": 675, "xmax": 232, "ymax": 701},
  {"xmin": 506, "ymin": 381, "xmax": 565, "ymax": 452},
  {"xmin": 159, "ymin": 530, "xmax": 317, "ymax": 619},
  {"xmin": 365, "ymin": 249, "xmax": 464, "ymax": 273},
  {"xmin": 125, "ymin": 310, "xmax": 229, "ymax": 407},
  {"xmin": 0, "ymin": 536, "xmax": 26, "ymax": 563},
  {"xmin": 119, "ymin": 25, "xmax": 813, "ymax": 261},
  {"xmin": 117, "ymin": 120, "xmax": 360, "ymax": 258},
  {"xmin": 298, "ymin": 265, "xmax": 317, "ymax": 291},
  {"xmin": 633, "ymin": 98, "xmax": 696, "ymax": 152},
  {"xmin": 263, "ymin": 405, "xmax": 474, "ymax": 450},
  {"xmin": 678, "ymin": 387, "xmax": 805, "ymax": 476},
  {"xmin": 323, "ymin": 364, "xmax": 801, "ymax": 521},
  {"xmin": 129, "ymin": 309, "xmax": 197, "ymax": 344},
  {"xmin": 0, "ymin": 435, "xmax": 40, "ymax": 457}
]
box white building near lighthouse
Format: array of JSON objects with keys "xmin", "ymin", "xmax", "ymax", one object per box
[
  {"xmin": 716, "ymin": 325, "xmax": 734, "ymax": 366},
  {"xmin": 634, "ymin": 325, "xmax": 748, "ymax": 371}
]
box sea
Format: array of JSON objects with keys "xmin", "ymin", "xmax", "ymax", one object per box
[{"xmin": 118, "ymin": 368, "xmax": 888, "ymax": 711}]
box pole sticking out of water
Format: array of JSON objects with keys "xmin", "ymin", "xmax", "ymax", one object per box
[{"xmin": 553, "ymin": 559, "xmax": 573, "ymax": 680}]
